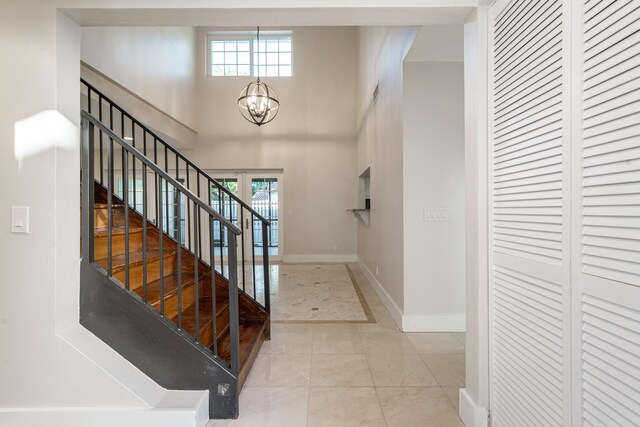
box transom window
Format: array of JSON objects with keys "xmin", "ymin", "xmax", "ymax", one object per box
[{"xmin": 208, "ymin": 31, "xmax": 292, "ymax": 77}]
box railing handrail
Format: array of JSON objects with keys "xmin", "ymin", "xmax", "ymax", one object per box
[
  {"xmin": 81, "ymin": 78, "xmax": 270, "ymax": 226},
  {"xmin": 81, "ymin": 111, "xmax": 242, "ymax": 236}
]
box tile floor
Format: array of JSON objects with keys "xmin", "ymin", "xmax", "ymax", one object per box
[{"xmin": 208, "ymin": 263, "xmax": 466, "ymax": 427}]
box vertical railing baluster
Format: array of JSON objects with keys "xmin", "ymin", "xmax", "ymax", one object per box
[
  {"xmin": 107, "ymin": 136, "xmax": 114, "ymax": 277},
  {"xmin": 241, "ymin": 209, "xmax": 246, "ymax": 292},
  {"xmin": 177, "ymin": 189, "xmax": 182, "ymax": 329},
  {"xmin": 262, "ymin": 222, "xmax": 271, "ymax": 312},
  {"xmin": 194, "ymin": 204, "xmax": 200, "ymax": 341},
  {"xmin": 164, "ymin": 145, "xmax": 169, "ymax": 236},
  {"xmin": 210, "ymin": 216, "xmax": 218, "ymax": 356},
  {"xmin": 187, "ymin": 164, "xmax": 191, "ymax": 250},
  {"xmin": 158, "ymin": 174, "xmax": 165, "ymax": 316},
  {"xmin": 227, "ymin": 230, "xmax": 240, "ymax": 375},
  {"xmin": 219, "ymin": 190, "xmax": 224, "ymax": 277},
  {"xmin": 81, "ymin": 118, "xmax": 95, "ymax": 263},
  {"xmin": 98, "ymin": 95, "xmax": 104, "ymax": 184},
  {"xmin": 132, "ymin": 120, "xmax": 136, "ymax": 211},
  {"xmin": 142, "ymin": 161, "xmax": 148, "ymax": 303},
  {"xmin": 123, "ymin": 151, "xmax": 130, "ymax": 291},
  {"xmin": 251, "ymin": 213, "xmax": 256, "ymax": 300}
]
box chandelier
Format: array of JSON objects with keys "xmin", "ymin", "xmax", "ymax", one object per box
[{"xmin": 237, "ymin": 26, "xmax": 280, "ymax": 126}]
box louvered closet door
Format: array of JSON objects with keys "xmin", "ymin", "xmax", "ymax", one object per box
[
  {"xmin": 489, "ymin": 0, "xmax": 571, "ymax": 425},
  {"xmin": 574, "ymin": 0, "xmax": 640, "ymax": 425}
]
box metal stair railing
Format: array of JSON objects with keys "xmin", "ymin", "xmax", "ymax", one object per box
[
  {"xmin": 81, "ymin": 111, "xmax": 242, "ymax": 375},
  {"xmin": 81, "ymin": 78, "xmax": 271, "ymax": 314}
]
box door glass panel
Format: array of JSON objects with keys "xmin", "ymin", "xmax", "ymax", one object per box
[
  {"xmin": 161, "ymin": 179, "xmax": 185, "ymax": 245},
  {"xmin": 251, "ymin": 178, "xmax": 278, "ymax": 256},
  {"xmin": 210, "ymin": 178, "xmax": 238, "ymax": 257}
]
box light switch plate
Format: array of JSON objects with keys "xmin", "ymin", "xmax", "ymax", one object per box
[{"xmin": 11, "ymin": 206, "xmax": 30, "ymax": 234}]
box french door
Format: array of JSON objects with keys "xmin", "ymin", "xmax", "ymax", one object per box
[{"xmin": 209, "ymin": 172, "xmax": 283, "ymax": 263}]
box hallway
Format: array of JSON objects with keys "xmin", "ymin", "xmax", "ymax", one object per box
[{"xmin": 209, "ymin": 263, "xmax": 465, "ymax": 426}]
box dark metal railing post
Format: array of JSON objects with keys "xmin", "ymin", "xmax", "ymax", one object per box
[
  {"xmin": 123, "ymin": 151, "xmax": 130, "ymax": 290},
  {"xmin": 176, "ymin": 189, "xmax": 183, "ymax": 329},
  {"xmin": 262, "ymin": 223, "xmax": 271, "ymax": 312},
  {"xmin": 194, "ymin": 204, "xmax": 200, "ymax": 341},
  {"xmin": 107, "ymin": 137, "xmax": 114, "ymax": 276},
  {"xmin": 81, "ymin": 118, "xmax": 95, "ymax": 263},
  {"xmin": 157, "ymin": 174, "xmax": 165, "ymax": 316},
  {"xmin": 227, "ymin": 230, "xmax": 240, "ymax": 376},
  {"xmin": 210, "ymin": 215, "xmax": 218, "ymax": 356},
  {"xmin": 142, "ymin": 163, "xmax": 148, "ymax": 303}
]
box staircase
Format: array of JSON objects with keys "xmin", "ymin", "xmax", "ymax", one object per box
[{"xmin": 79, "ymin": 80, "xmax": 271, "ymax": 419}]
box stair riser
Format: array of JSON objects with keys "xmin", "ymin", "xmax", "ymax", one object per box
[
  {"xmin": 94, "ymin": 231, "xmax": 143, "ymax": 260},
  {"xmin": 216, "ymin": 305, "xmax": 230, "ymax": 338},
  {"xmin": 157, "ymin": 279, "xmax": 207, "ymax": 320},
  {"xmin": 115, "ymin": 254, "xmax": 175, "ymax": 290},
  {"xmin": 94, "ymin": 207, "xmax": 125, "ymax": 228}
]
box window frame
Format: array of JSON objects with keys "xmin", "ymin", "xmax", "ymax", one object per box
[{"xmin": 206, "ymin": 30, "xmax": 293, "ymax": 78}]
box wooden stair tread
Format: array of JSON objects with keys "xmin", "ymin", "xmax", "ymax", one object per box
[
  {"xmin": 97, "ymin": 248, "xmax": 175, "ymax": 273},
  {"xmin": 134, "ymin": 272, "xmax": 196, "ymax": 303},
  {"xmin": 94, "ymin": 226, "xmax": 142, "ymax": 237},
  {"xmin": 180, "ymin": 296, "xmax": 230, "ymax": 332}
]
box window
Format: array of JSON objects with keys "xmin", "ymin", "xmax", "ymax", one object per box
[{"xmin": 208, "ymin": 31, "xmax": 292, "ymax": 77}]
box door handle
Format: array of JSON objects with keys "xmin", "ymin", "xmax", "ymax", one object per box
[{"xmin": 246, "ymin": 218, "xmax": 249, "ymax": 230}]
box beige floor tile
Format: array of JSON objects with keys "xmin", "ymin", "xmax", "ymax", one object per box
[
  {"xmin": 261, "ymin": 331, "xmax": 313, "ymax": 354},
  {"xmin": 442, "ymin": 387, "xmax": 461, "ymax": 412},
  {"xmin": 207, "ymin": 421, "xmax": 229, "ymax": 427},
  {"xmin": 312, "ymin": 331, "xmax": 364, "ymax": 353},
  {"xmin": 227, "ymin": 387, "xmax": 309, "ymax": 427},
  {"xmin": 360, "ymin": 331, "xmax": 417, "ymax": 354},
  {"xmin": 310, "ymin": 354, "xmax": 373, "ymax": 387},
  {"xmin": 406, "ymin": 333, "xmax": 465, "ymax": 354},
  {"xmin": 245, "ymin": 353, "xmax": 312, "ymax": 387},
  {"xmin": 308, "ymin": 387, "xmax": 386, "ymax": 427},
  {"xmin": 357, "ymin": 319, "xmax": 400, "ymax": 333},
  {"xmin": 376, "ymin": 387, "xmax": 464, "ymax": 427},
  {"xmin": 366, "ymin": 353, "xmax": 437, "ymax": 386},
  {"xmin": 421, "ymin": 353, "xmax": 466, "ymax": 387},
  {"xmin": 313, "ymin": 323, "xmax": 360, "ymax": 334},
  {"xmin": 271, "ymin": 323, "xmax": 314, "ymax": 334},
  {"xmin": 451, "ymin": 332, "xmax": 466, "ymax": 347}
]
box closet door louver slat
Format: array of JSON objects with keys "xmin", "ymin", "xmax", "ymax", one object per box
[
  {"xmin": 490, "ymin": 0, "xmax": 569, "ymax": 425},
  {"xmin": 577, "ymin": 0, "xmax": 640, "ymax": 425}
]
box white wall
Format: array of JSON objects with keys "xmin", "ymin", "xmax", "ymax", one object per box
[
  {"xmin": 188, "ymin": 27, "xmax": 358, "ymax": 261},
  {"xmin": 0, "ymin": 8, "xmax": 149, "ymax": 411},
  {"xmin": 402, "ymin": 60, "xmax": 465, "ymax": 331},
  {"xmin": 356, "ymin": 26, "xmax": 418, "ymax": 322},
  {"xmin": 460, "ymin": 8, "xmax": 490, "ymax": 427},
  {"xmin": 81, "ymin": 27, "xmax": 198, "ymax": 130}
]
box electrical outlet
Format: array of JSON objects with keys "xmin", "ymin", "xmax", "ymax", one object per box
[{"xmin": 424, "ymin": 207, "xmax": 449, "ymax": 222}]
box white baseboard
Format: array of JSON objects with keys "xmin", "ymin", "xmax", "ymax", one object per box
[
  {"xmin": 402, "ymin": 313, "xmax": 466, "ymax": 332},
  {"xmin": 459, "ymin": 389, "xmax": 488, "ymax": 427},
  {"xmin": 283, "ymin": 254, "xmax": 357, "ymax": 263},
  {"xmin": 357, "ymin": 258, "xmax": 403, "ymax": 328},
  {"xmin": 0, "ymin": 405, "xmax": 208, "ymax": 427}
]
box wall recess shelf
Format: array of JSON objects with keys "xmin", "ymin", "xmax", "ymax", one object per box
[{"xmin": 348, "ymin": 209, "xmax": 370, "ymax": 225}]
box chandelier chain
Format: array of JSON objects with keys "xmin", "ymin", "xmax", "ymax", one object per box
[{"xmin": 256, "ymin": 26, "xmax": 260, "ymax": 82}]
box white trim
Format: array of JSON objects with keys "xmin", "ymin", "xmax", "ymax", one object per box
[
  {"xmin": 357, "ymin": 258, "xmax": 403, "ymax": 328},
  {"xmin": 283, "ymin": 254, "xmax": 357, "ymax": 263},
  {"xmin": 401, "ymin": 313, "xmax": 466, "ymax": 332},
  {"xmin": 460, "ymin": 388, "xmax": 489, "ymax": 427}
]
